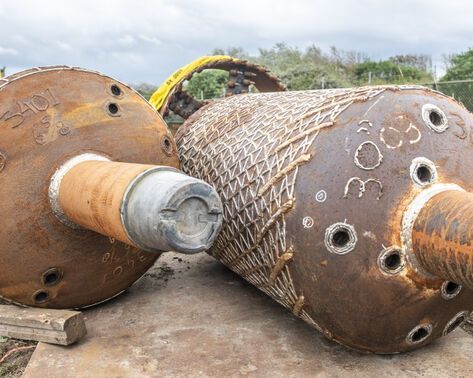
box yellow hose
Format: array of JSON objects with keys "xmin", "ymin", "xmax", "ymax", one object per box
[{"xmin": 149, "ymin": 55, "xmax": 241, "ymax": 111}]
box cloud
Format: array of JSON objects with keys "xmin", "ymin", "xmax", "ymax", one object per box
[
  {"xmin": 139, "ymin": 35, "xmax": 162, "ymax": 46},
  {"xmin": 0, "ymin": 46, "xmax": 18, "ymax": 55},
  {"xmin": 57, "ymin": 41, "xmax": 73, "ymax": 51},
  {"xmin": 118, "ymin": 35, "xmax": 136, "ymax": 47},
  {"xmin": 0, "ymin": 0, "xmax": 472, "ymax": 84}
]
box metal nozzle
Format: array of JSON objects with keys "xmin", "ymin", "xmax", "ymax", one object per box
[
  {"xmin": 121, "ymin": 167, "xmax": 222, "ymax": 254},
  {"xmin": 51, "ymin": 155, "xmax": 223, "ymax": 254},
  {"xmin": 412, "ymin": 189, "xmax": 473, "ymax": 288}
]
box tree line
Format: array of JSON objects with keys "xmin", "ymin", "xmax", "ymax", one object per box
[{"xmin": 134, "ymin": 44, "xmax": 473, "ymax": 103}]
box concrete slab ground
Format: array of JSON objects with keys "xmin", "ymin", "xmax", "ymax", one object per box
[{"xmin": 24, "ymin": 253, "xmax": 473, "ymax": 377}]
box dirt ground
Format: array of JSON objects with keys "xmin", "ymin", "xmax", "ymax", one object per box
[
  {"xmin": 0, "ymin": 299, "xmax": 36, "ymax": 377},
  {"xmin": 0, "ymin": 285, "xmax": 472, "ymax": 376},
  {"xmin": 0, "ymin": 338, "xmax": 36, "ymax": 378}
]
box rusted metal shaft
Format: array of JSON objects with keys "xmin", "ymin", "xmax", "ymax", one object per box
[
  {"xmin": 412, "ymin": 190, "xmax": 473, "ymax": 288},
  {"xmin": 53, "ymin": 155, "xmax": 222, "ymax": 254}
]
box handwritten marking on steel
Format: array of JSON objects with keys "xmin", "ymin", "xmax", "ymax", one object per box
[
  {"xmin": 453, "ymin": 117, "xmax": 467, "ymax": 139},
  {"xmin": 451, "ymin": 112, "xmax": 473, "ymax": 144},
  {"xmin": 302, "ymin": 216, "xmax": 314, "ymax": 229},
  {"xmin": 407, "ymin": 123, "xmax": 422, "ymax": 144},
  {"xmin": 354, "ymin": 141, "xmax": 383, "ymax": 170},
  {"xmin": 102, "ymin": 247, "xmax": 148, "ymax": 284},
  {"xmin": 357, "ymin": 119, "xmax": 373, "ymax": 135},
  {"xmin": 380, "ymin": 127, "xmax": 402, "ymax": 149},
  {"xmin": 380, "ymin": 122, "xmax": 421, "ymax": 149},
  {"xmin": 315, "ymin": 190, "xmax": 327, "ymax": 203},
  {"xmin": 343, "ymin": 177, "xmax": 383, "ymax": 200},
  {"xmin": 363, "ymin": 95, "xmax": 385, "ymax": 117}
]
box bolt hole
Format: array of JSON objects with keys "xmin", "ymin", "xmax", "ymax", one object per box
[
  {"xmin": 422, "ymin": 104, "xmax": 448, "ymax": 133},
  {"xmin": 325, "ymin": 223, "xmax": 357, "ymax": 255},
  {"xmin": 111, "ymin": 84, "xmax": 122, "ymax": 96},
  {"xmin": 444, "ymin": 311, "xmax": 469, "ymax": 336},
  {"xmin": 41, "ymin": 268, "xmax": 62, "ymax": 286},
  {"xmin": 107, "ymin": 102, "xmax": 119, "ymax": 115},
  {"xmin": 332, "ymin": 230, "xmax": 350, "ymax": 247},
  {"xmin": 429, "ymin": 110, "xmax": 443, "ymax": 126},
  {"xmin": 161, "ymin": 136, "xmax": 173, "ymax": 156},
  {"xmin": 416, "ymin": 165, "xmax": 432, "ymax": 184},
  {"xmin": 412, "ymin": 327, "xmax": 428, "ymax": 343},
  {"xmin": 410, "ymin": 158, "xmax": 437, "ymax": 187},
  {"xmin": 446, "ymin": 281, "xmax": 460, "ymax": 295},
  {"xmin": 407, "ymin": 324, "xmax": 432, "ymax": 345},
  {"xmin": 45, "ymin": 272, "xmax": 58, "ymax": 285},
  {"xmin": 446, "ymin": 315, "xmax": 466, "ymax": 335},
  {"xmin": 108, "ymin": 103, "xmax": 119, "ymax": 115},
  {"xmin": 441, "ymin": 281, "xmax": 462, "ymax": 299},
  {"xmin": 385, "ymin": 253, "xmax": 401, "ymax": 270},
  {"xmin": 379, "ymin": 247, "xmax": 405, "ymax": 275},
  {"xmin": 34, "ymin": 291, "xmax": 49, "ymax": 304}
]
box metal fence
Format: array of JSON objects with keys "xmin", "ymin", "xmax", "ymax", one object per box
[{"xmin": 423, "ymin": 80, "xmax": 473, "ymax": 112}]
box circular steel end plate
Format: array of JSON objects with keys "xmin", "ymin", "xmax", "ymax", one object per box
[{"xmin": 0, "ymin": 66, "xmax": 179, "ymax": 309}]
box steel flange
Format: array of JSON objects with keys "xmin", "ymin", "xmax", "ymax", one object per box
[{"xmin": 0, "ymin": 66, "xmax": 222, "ymax": 309}]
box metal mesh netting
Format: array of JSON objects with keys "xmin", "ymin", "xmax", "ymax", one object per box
[
  {"xmin": 177, "ymin": 86, "xmax": 397, "ymax": 329},
  {"xmin": 423, "ymin": 80, "xmax": 473, "ymax": 112}
]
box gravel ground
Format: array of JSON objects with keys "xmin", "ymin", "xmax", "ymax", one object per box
[{"xmin": 0, "ymin": 300, "xmax": 36, "ymax": 377}]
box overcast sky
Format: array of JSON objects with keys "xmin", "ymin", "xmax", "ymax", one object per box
[{"xmin": 0, "ymin": 0, "xmax": 471, "ymax": 85}]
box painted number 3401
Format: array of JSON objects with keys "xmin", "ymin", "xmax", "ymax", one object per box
[{"xmin": 0, "ymin": 88, "xmax": 60, "ymax": 129}]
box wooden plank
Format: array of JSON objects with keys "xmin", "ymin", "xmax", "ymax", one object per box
[{"xmin": 0, "ymin": 305, "xmax": 87, "ymax": 345}]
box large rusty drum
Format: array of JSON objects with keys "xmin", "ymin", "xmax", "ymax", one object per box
[
  {"xmin": 0, "ymin": 66, "xmax": 222, "ymax": 309},
  {"xmin": 176, "ymin": 86, "xmax": 473, "ymax": 353}
]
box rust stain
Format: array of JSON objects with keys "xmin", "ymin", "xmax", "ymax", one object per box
[
  {"xmin": 413, "ymin": 190, "xmax": 473, "ymax": 288},
  {"xmin": 0, "ymin": 66, "xmax": 174, "ymax": 308}
]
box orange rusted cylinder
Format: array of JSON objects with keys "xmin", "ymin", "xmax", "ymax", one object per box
[
  {"xmin": 59, "ymin": 160, "xmax": 152, "ymax": 246},
  {"xmin": 412, "ymin": 190, "xmax": 473, "ymax": 289},
  {"xmin": 50, "ymin": 154, "xmax": 223, "ymax": 254}
]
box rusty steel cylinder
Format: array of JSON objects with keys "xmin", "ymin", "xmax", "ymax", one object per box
[
  {"xmin": 412, "ymin": 190, "xmax": 473, "ymax": 288},
  {"xmin": 176, "ymin": 86, "xmax": 473, "ymax": 353},
  {"xmin": 0, "ymin": 66, "xmax": 222, "ymax": 309}
]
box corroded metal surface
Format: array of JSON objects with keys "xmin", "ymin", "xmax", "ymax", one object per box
[
  {"xmin": 413, "ymin": 190, "xmax": 473, "ymax": 288},
  {"xmin": 162, "ymin": 58, "xmax": 285, "ymax": 119},
  {"xmin": 59, "ymin": 160, "xmax": 223, "ymax": 254},
  {"xmin": 0, "ymin": 66, "xmax": 179, "ymax": 309},
  {"xmin": 176, "ymin": 86, "xmax": 473, "ymax": 353},
  {"xmin": 59, "ymin": 160, "xmax": 154, "ymax": 246}
]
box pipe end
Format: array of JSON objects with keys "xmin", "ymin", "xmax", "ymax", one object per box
[{"xmin": 122, "ymin": 167, "xmax": 223, "ymax": 254}]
